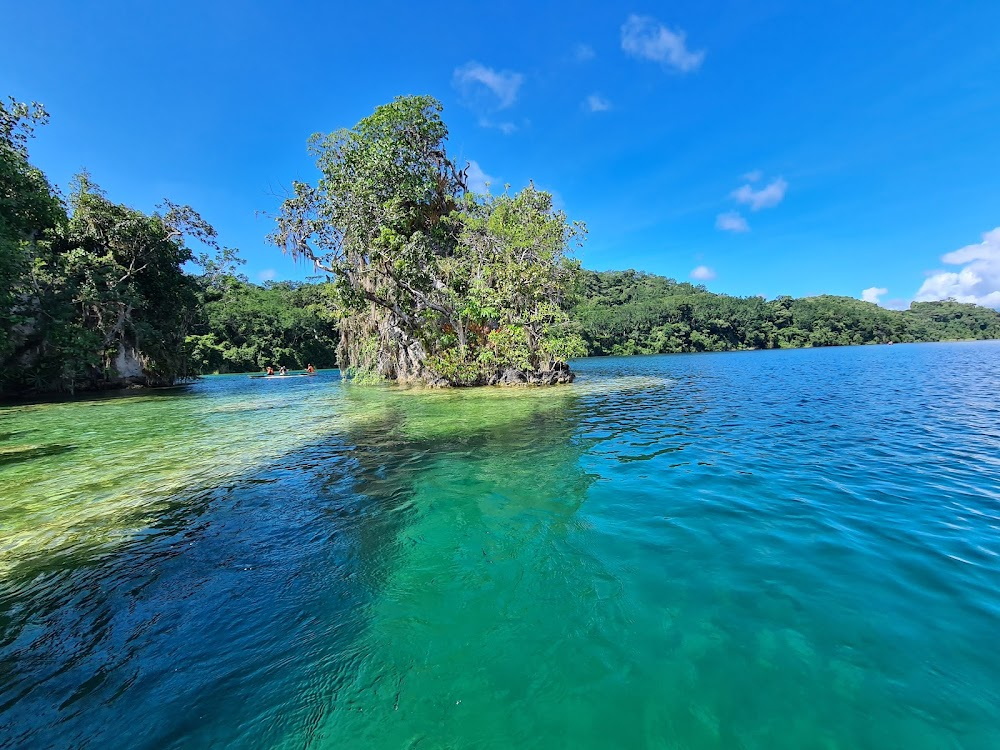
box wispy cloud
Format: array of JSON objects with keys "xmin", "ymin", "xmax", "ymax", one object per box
[
  {"xmin": 861, "ymin": 286, "xmax": 888, "ymax": 304},
  {"xmin": 742, "ymin": 169, "xmax": 763, "ymax": 183},
  {"xmin": 716, "ymin": 211, "xmax": 749, "ymax": 233},
  {"xmin": 453, "ymin": 62, "xmax": 523, "ymax": 110},
  {"xmin": 914, "ymin": 227, "xmax": 1000, "ymax": 308},
  {"xmin": 732, "ymin": 177, "xmax": 788, "ymax": 211},
  {"xmin": 584, "ymin": 94, "xmax": 611, "ymax": 112},
  {"xmin": 690, "ymin": 265, "xmax": 716, "ymax": 281},
  {"xmin": 464, "ymin": 160, "xmax": 494, "ymax": 193},
  {"xmin": 574, "ymin": 43, "xmax": 596, "ymax": 62},
  {"xmin": 258, "ymin": 268, "xmax": 277, "ymax": 282},
  {"xmin": 477, "ymin": 118, "xmax": 517, "ymax": 135},
  {"xmin": 621, "ymin": 15, "xmax": 705, "ymax": 73}
]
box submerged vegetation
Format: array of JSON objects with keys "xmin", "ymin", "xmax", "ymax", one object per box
[{"xmin": 3, "ymin": 94, "xmax": 1000, "ymax": 398}]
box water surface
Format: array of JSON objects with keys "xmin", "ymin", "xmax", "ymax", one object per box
[{"xmin": 2, "ymin": 344, "xmax": 999, "ymax": 748}]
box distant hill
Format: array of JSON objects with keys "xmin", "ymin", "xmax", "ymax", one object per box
[{"xmin": 572, "ymin": 270, "xmax": 1000, "ymax": 356}]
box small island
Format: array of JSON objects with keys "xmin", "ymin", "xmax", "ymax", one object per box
[{"xmin": 269, "ymin": 95, "xmax": 585, "ymax": 387}]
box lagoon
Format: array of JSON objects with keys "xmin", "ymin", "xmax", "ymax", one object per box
[{"xmin": 2, "ymin": 342, "xmax": 1000, "ymax": 748}]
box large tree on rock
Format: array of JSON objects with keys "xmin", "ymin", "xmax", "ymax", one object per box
[{"xmin": 270, "ymin": 95, "xmax": 586, "ymax": 386}]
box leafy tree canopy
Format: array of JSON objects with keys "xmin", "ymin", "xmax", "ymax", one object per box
[
  {"xmin": 186, "ymin": 276, "xmax": 339, "ymax": 374},
  {"xmin": 1, "ymin": 98, "xmax": 223, "ymax": 396},
  {"xmin": 271, "ymin": 95, "xmax": 585, "ymax": 386},
  {"xmin": 574, "ymin": 270, "xmax": 1000, "ymax": 355}
]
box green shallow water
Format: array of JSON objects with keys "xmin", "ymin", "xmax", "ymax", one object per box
[{"xmin": 2, "ymin": 344, "xmax": 1000, "ymax": 748}]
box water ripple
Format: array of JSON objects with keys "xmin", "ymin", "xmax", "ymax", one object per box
[{"xmin": 1, "ymin": 345, "xmax": 1000, "ymax": 748}]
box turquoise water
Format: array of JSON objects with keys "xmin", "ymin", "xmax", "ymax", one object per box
[{"xmin": 2, "ymin": 343, "xmax": 1000, "ymax": 748}]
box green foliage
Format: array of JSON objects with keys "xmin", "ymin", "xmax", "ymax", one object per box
[
  {"xmin": 271, "ymin": 95, "xmax": 584, "ymax": 385},
  {"xmin": 0, "ymin": 97, "xmax": 64, "ymax": 364},
  {"xmin": 905, "ymin": 300, "xmax": 1000, "ymax": 340},
  {"xmin": 2, "ymin": 173, "xmax": 210, "ymax": 394},
  {"xmin": 425, "ymin": 347, "xmax": 485, "ymax": 385},
  {"xmin": 484, "ymin": 325, "xmax": 533, "ymax": 371},
  {"xmin": 188, "ymin": 275, "xmax": 339, "ymax": 373},
  {"xmin": 2, "ymin": 89, "xmax": 340, "ymax": 393},
  {"xmin": 1, "ymin": 98, "xmax": 218, "ymax": 396},
  {"xmin": 574, "ymin": 271, "xmax": 1000, "ymax": 355}
]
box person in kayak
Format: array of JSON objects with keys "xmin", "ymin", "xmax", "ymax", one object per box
[
  {"xmin": 306, "ymin": 364, "xmax": 316, "ymax": 374},
  {"xmin": 279, "ymin": 365, "xmax": 288, "ymax": 375},
  {"xmin": 266, "ymin": 365, "xmax": 274, "ymax": 376}
]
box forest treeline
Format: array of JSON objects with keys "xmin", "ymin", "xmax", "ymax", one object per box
[
  {"xmin": 0, "ymin": 97, "xmax": 337, "ymax": 396},
  {"xmin": 184, "ymin": 270, "xmax": 1000, "ymax": 369},
  {"xmin": 572, "ymin": 270, "xmax": 1000, "ymax": 355},
  {"xmin": 3, "ymin": 95, "xmax": 1000, "ymax": 398},
  {"xmin": 187, "ymin": 275, "xmax": 338, "ymax": 374}
]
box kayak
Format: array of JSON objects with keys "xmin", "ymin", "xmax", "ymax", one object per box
[{"xmin": 248, "ymin": 373, "xmax": 316, "ymax": 379}]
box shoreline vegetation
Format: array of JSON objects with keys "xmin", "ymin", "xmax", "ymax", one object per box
[{"xmin": 3, "ymin": 95, "xmax": 1000, "ymax": 399}]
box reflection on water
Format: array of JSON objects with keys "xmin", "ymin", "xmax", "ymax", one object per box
[
  {"xmin": 2, "ymin": 344, "xmax": 1000, "ymax": 749},
  {"xmin": 307, "ymin": 388, "xmax": 599, "ymax": 748}
]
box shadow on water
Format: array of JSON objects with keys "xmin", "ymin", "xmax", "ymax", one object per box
[
  {"xmin": 0, "ymin": 443, "xmax": 78, "ymax": 466},
  {"xmin": 0, "ymin": 382, "xmax": 197, "ymax": 408},
  {"xmin": 0, "ymin": 382, "xmax": 598, "ymax": 750},
  {"xmin": 0, "ymin": 432, "xmax": 34, "ymax": 443},
  {"xmin": 294, "ymin": 387, "xmax": 614, "ymax": 749}
]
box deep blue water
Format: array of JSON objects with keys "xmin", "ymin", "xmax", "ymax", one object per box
[{"xmin": 1, "ymin": 342, "xmax": 999, "ymax": 748}]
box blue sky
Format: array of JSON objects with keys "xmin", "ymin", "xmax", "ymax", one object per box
[{"xmin": 3, "ymin": 1, "xmax": 999, "ymax": 307}]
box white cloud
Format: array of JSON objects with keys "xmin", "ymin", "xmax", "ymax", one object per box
[
  {"xmin": 453, "ymin": 62, "xmax": 523, "ymax": 110},
  {"xmin": 621, "ymin": 15, "xmax": 705, "ymax": 73},
  {"xmin": 585, "ymin": 94, "xmax": 611, "ymax": 112},
  {"xmin": 861, "ymin": 286, "xmax": 888, "ymax": 304},
  {"xmin": 914, "ymin": 227, "xmax": 1000, "ymax": 308},
  {"xmin": 716, "ymin": 211, "xmax": 749, "ymax": 233},
  {"xmin": 258, "ymin": 268, "xmax": 277, "ymax": 282},
  {"xmin": 941, "ymin": 228, "xmax": 1000, "ymax": 265},
  {"xmin": 860, "ymin": 288, "xmax": 907, "ymax": 309},
  {"xmin": 732, "ymin": 177, "xmax": 787, "ymax": 211},
  {"xmin": 464, "ymin": 160, "xmax": 494, "ymax": 193},
  {"xmin": 742, "ymin": 169, "xmax": 763, "ymax": 183},
  {"xmin": 477, "ymin": 118, "xmax": 517, "ymax": 134},
  {"xmin": 575, "ymin": 43, "xmax": 596, "ymax": 62},
  {"xmin": 690, "ymin": 265, "xmax": 716, "ymax": 281}
]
